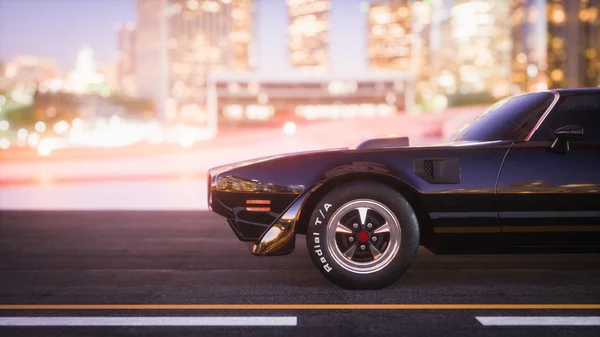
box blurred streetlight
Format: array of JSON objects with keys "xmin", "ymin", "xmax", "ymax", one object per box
[
  {"xmin": 37, "ymin": 139, "xmax": 54, "ymax": 156},
  {"xmin": 53, "ymin": 121, "xmax": 70, "ymax": 135},
  {"xmin": 187, "ymin": 0, "xmax": 200, "ymax": 10},
  {"xmin": 27, "ymin": 132, "xmax": 40, "ymax": 147},
  {"xmin": 46, "ymin": 107, "xmax": 57, "ymax": 118},
  {"xmin": 0, "ymin": 120, "xmax": 9, "ymax": 132},
  {"xmin": 17, "ymin": 128, "xmax": 28, "ymax": 140},
  {"xmin": 72, "ymin": 118, "xmax": 84, "ymax": 129},
  {"xmin": 0, "ymin": 138, "xmax": 9, "ymax": 150},
  {"xmin": 257, "ymin": 92, "xmax": 269, "ymax": 105},
  {"xmin": 283, "ymin": 122, "xmax": 297, "ymax": 136},
  {"xmin": 35, "ymin": 121, "xmax": 46, "ymax": 133}
]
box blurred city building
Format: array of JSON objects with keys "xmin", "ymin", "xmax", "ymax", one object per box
[
  {"xmin": 135, "ymin": 0, "xmax": 257, "ymax": 125},
  {"xmin": 65, "ymin": 46, "xmax": 111, "ymax": 96},
  {"xmin": 116, "ymin": 22, "xmax": 137, "ymax": 97},
  {"xmin": 367, "ymin": 0, "xmax": 432, "ymax": 96},
  {"xmin": 134, "ymin": 0, "xmax": 164, "ymax": 122},
  {"xmin": 0, "ymin": 61, "xmax": 7, "ymax": 92},
  {"xmin": 207, "ymin": 71, "xmax": 415, "ymax": 128},
  {"xmin": 287, "ymin": 0, "xmax": 330, "ymax": 71},
  {"xmin": 367, "ymin": 1, "xmax": 413, "ymax": 71},
  {"xmin": 2, "ymin": 56, "xmax": 60, "ymax": 89},
  {"xmin": 2, "ymin": 55, "xmax": 61, "ymax": 105},
  {"xmin": 511, "ymin": 0, "xmax": 600, "ymax": 93},
  {"xmin": 96, "ymin": 62, "xmax": 119, "ymax": 92},
  {"xmin": 4, "ymin": 0, "xmax": 600, "ymax": 155},
  {"xmin": 430, "ymin": 0, "xmax": 454, "ymax": 93},
  {"xmin": 448, "ymin": 0, "xmax": 512, "ymax": 98}
]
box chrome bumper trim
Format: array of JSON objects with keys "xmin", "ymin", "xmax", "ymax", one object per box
[{"xmin": 252, "ymin": 184, "xmax": 321, "ymax": 256}]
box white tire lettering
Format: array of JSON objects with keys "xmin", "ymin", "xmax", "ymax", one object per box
[{"xmin": 313, "ymin": 203, "xmax": 335, "ymax": 273}]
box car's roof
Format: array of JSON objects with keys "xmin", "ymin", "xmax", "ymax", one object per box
[{"xmin": 548, "ymin": 87, "xmax": 600, "ymax": 96}]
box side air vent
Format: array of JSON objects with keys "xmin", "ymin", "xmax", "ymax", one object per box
[
  {"xmin": 414, "ymin": 158, "xmax": 460, "ymax": 184},
  {"xmin": 423, "ymin": 160, "xmax": 434, "ymax": 178}
]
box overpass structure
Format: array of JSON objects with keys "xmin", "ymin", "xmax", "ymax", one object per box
[{"xmin": 205, "ymin": 71, "xmax": 416, "ymax": 131}]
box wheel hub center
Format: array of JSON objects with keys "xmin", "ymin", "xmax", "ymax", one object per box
[{"xmin": 357, "ymin": 231, "xmax": 370, "ymax": 243}]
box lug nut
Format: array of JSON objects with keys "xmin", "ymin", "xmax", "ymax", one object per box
[
  {"xmin": 348, "ymin": 237, "xmax": 355, "ymax": 243},
  {"xmin": 372, "ymin": 236, "xmax": 377, "ymax": 242},
  {"xmin": 360, "ymin": 245, "xmax": 366, "ymax": 251},
  {"xmin": 367, "ymin": 223, "xmax": 373, "ymax": 229},
  {"xmin": 353, "ymin": 223, "xmax": 359, "ymax": 229}
]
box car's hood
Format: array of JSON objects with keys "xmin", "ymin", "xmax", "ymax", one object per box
[
  {"xmin": 414, "ymin": 139, "xmax": 514, "ymax": 148},
  {"xmin": 208, "ymin": 148, "xmax": 348, "ymax": 176},
  {"xmin": 355, "ymin": 135, "xmax": 513, "ymax": 150},
  {"xmin": 354, "ymin": 136, "xmax": 512, "ymax": 150},
  {"xmin": 208, "ymin": 139, "xmax": 512, "ymax": 176}
]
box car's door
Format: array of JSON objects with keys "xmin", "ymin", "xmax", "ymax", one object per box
[{"xmin": 496, "ymin": 92, "xmax": 600, "ymax": 236}]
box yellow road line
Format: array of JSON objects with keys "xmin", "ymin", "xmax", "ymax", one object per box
[{"xmin": 0, "ymin": 304, "xmax": 599, "ymax": 310}]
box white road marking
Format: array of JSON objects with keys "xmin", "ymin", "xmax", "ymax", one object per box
[
  {"xmin": 0, "ymin": 316, "xmax": 298, "ymax": 327},
  {"xmin": 476, "ymin": 316, "xmax": 600, "ymax": 326}
]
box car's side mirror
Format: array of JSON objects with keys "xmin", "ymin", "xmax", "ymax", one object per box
[
  {"xmin": 550, "ymin": 125, "xmax": 584, "ymax": 153},
  {"xmin": 555, "ymin": 125, "xmax": 584, "ymax": 139}
]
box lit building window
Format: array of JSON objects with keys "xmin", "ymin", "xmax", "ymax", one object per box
[
  {"xmin": 135, "ymin": 0, "xmax": 256, "ymax": 123},
  {"xmin": 287, "ymin": 0, "xmax": 330, "ymax": 69},
  {"xmin": 511, "ymin": 0, "xmax": 600, "ymax": 90}
]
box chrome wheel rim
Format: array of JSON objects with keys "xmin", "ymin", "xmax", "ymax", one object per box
[{"xmin": 326, "ymin": 199, "xmax": 401, "ymax": 274}]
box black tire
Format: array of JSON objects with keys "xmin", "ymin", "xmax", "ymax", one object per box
[{"xmin": 306, "ymin": 181, "xmax": 419, "ymax": 289}]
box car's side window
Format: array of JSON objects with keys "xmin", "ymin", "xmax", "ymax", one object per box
[{"xmin": 539, "ymin": 94, "xmax": 600, "ymax": 144}]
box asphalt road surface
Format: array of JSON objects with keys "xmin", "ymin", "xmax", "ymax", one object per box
[{"xmin": 1, "ymin": 211, "xmax": 600, "ymax": 337}]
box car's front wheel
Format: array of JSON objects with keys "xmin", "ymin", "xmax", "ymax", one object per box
[{"xmin": 306, "ymin": 181, "xmax": 419, "ymax": 289}]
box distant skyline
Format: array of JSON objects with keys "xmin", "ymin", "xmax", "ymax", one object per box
[{"xmin": 0, "ymin": 0, "xmax": 367, "ymax": 74}]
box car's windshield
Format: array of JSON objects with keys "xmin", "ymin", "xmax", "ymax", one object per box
[{"xmin": 449, "ymin": 92, "xmax": 557, "ymax": 142}]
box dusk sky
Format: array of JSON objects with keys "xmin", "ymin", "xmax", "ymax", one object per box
[{"xmin": 0, "ymin": 0, "xmax": 367, "ymax": 74}]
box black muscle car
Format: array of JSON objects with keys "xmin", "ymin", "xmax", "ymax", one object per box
[{"xmin": 208, "ymin": 88, "xmax": 600, "ymax": 289}]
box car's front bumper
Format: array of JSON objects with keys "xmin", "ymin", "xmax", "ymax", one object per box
[
  {"xmin": 207, "ymin": 169, "xmax": 304, "ymax": 239},
  {"xmin": 251, "ymin": 185, "xmax": 320, "ymax": 255},
  {"xmin": 208, "ymin": 169, "xmax": 320, "ymax": 255}
]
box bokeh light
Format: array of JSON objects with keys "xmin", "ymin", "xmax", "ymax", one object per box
[
  {"xmin": 283, "ymin": 121, "xmax": 297, "ymax": 136},
  {"xmin": 35, "ymin": 121, "xmax": 47, "ymax": 133},
  {"xmin": 53, "ymin": 121, "xmax": 70, "ymax": 135},
  {"xmin": 0, "ymin": 120, "xmax": 9, "ymax": 132}
]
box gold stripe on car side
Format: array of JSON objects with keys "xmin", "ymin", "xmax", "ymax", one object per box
[
  {"xmin": 502, "ymin": 225, "xmax": 600, "ymax": 233},
  {"xmin": 434, "ymin": 225, "xmax": 600, "ymax": 234},
  {"xmin": 1, "ymin": 304, "xmax": 600, "ymax": 310},
  {"xmin": 434, "ymin": 227, "xmax": 501, "ymax": 233}
]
